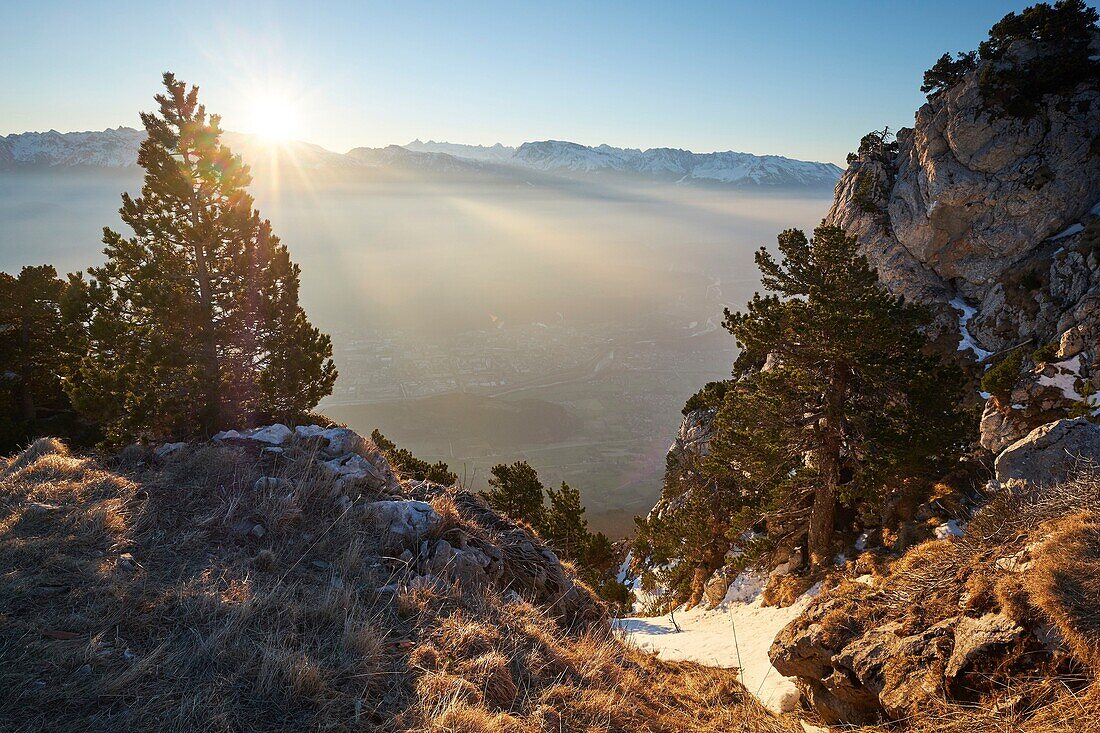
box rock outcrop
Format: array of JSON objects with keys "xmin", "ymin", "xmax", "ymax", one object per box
[
  {"xmin": 771, "ymin": 471, "xmax": 1100, "ymax": 725},
  {"xmin": 169, "ymin": 423, "xmax": 604, "ymax": 623},
  {"xmin": 827, "ymin": 35, "xmax": 1100, "ymax": 452},
  {"xmin": 995, "ymin": 417, "xmax": 1100, "ymax": 485}
]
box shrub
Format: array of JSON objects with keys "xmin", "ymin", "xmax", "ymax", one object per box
[
  {"xmin": 1032, "ymin": 341, "xmax": 1060, "ymax": 364},
  {"xmin": 981, "ymin": 348, "xmax": 1025, "ymax": 397},
  {"xmin": 682, "ymin": 380, "xmax": 730, "ymax": 415}
]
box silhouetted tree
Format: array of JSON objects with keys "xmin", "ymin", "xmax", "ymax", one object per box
[
  {"xmin": 67, "ymin": 73, "xmax": 336, "ymax": 443},
  {"xmin": 0, "ymin": 265, "xmax": 86, "ymax": 449},
  {"xmin": 921, "ymin": 52, "xmax": 977, "ymax": 98},
  {"xmin": 371, "ymin": 429, "xmax": 458, "ymax": 485},
  {"xmin": 482, "ymin": 460, "xmax": 545, "ymax": 526}
]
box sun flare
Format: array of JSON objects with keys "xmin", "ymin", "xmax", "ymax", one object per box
[{"xmin": 246, "ymin": 92, "xmax": 298, "ymax": 142}]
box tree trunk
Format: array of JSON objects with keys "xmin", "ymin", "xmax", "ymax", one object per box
[
  {"xmin": 17, "ymin": 318, "xmax": 35, "ymax": 422},
  {"xmin": 184, "ymin": 147, "xmax": 222, "ymax": 436},
  {"xmin": 809, "ymin": 365, "xmax": 847, "ymax": 569},
  {"xmin": 195, "ymin": 253, "xmax": 220, "ymax": 435}
]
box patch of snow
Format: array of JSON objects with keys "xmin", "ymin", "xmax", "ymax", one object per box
[
  {"xmin": 615, "ymin": 570, "xmax": 820, "ymax": 714},
  {"xmin": 1051, "ymin": 223, "xmax": 1085, "ymax": 240},
  {"xmin": 950, "ymin": 298, "xmax": 993, "ymax": 360},
  {"xmin": 616, "ymin": 551, "xmax": 635, "ymax": 585},
  {"xmin": 1038, "ymin": 354, "xmax": 1084, "ymax": 401},
  {"xmin": 934, "ymin": 519, "xmax": 965, "ymax": 540}
]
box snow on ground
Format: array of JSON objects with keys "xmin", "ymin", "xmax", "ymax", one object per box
[
  {"xmin": 935, "ymin": 519, "xmax": 966, "ymax": 539},
  {"xmin": 950, "ymin": 298, "xmax": 993, "ymax": 360},
  {"xmin": 615, "ymin": 572, "xmax": 819, "ymax": 714},
  {"xmin": 1037, "ymin": 354, "xmax": 1085, "ymax": 400}
]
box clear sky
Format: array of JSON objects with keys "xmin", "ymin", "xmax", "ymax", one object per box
[{"xmin": 1, "ymin": 1, "xmax": 1037, "ymax": 165}]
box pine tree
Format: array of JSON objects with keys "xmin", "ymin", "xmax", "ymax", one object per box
[
  {"xmin": 67, "ymin": 73, "xmax": 336, "ymax": 442},
  {"xmin": 542, "ymin": 481, "xmax": 590, "ymax": 563},
  {"xmin": 0, "ymin": 266, "xmax": 72, "ymax": 429},
  {"xmin": 707, "ymin": 224, "xmax": 968, "ymax": 569},
  {"xmin": 481, "ymin": 461, "xmax": 545, "ymax": 527},
  {"xmin": 371, "ymin": 429, "xmax": 458, "ymax": 485}
]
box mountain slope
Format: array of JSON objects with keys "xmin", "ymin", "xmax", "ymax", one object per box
[{"xmin": 0, "ymin": 127, "xmax": 842, "ymax": 187}]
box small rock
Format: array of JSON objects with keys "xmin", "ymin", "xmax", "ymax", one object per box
[
  {"xmin": 248, "ymin": 524, "xmax": 266, "ymax": 539},
  {"xmin": 154, "ymin": 442, "xmax": 187, "ymax": 459},
  {"xmin": 253, "ymin": 476, "xmax": 292, "ymax": 492},
  {"xmin": 248, "ymin": 424, "xmax": 293, "ymax": 445},
  {"xmin": 946, "ymin": 613, "xmax": 1023, "ymax": 678}
]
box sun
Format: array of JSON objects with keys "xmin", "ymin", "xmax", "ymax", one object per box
[{"xmin": 246, "ymin": 92, "xmax": 299, "ymax": 142}]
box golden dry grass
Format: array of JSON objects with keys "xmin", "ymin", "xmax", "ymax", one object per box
[
  {"xmin": 3, "ymin": 439, "xmax": 1098, "ymax": 732},
  {"xmin": 0, "ymin": 439, "xmax": 800, "ymax": 733}
]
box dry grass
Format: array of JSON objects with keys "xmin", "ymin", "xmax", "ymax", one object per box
[
  {"xmin": 5, "ymin": 438, "xmax": 1098, "ymax": 732},
  {"xmin": 0, "ymin": 439, "xmax": 800, "ymax": 733},
  {"xmin": 779, "ymin": 470, "xmax": 1100, "ymax": 730}
]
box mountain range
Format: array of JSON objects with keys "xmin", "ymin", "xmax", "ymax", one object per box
[{"xmin": 0, "ymin": 127, "xmax": 842, "ymax": 187}]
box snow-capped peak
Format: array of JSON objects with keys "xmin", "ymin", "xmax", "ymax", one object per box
[{"xmin": 0, "ymin": 128, "xmax": 843, "ymax": 187}]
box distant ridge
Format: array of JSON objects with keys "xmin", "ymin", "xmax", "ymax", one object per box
[{"xmin": 0, "ymin": 127, "xmax": 842, "ymax": 187}]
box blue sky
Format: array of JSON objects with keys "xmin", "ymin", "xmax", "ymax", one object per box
[{"xmin": 1, "ymin": 1, "xmax": 1036, "ymax": 164}]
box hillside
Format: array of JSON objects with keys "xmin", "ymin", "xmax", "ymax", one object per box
[
  {"xmin": 0, "ymin": 428, "xmax": 788, "ymax": 732},
  {"xmin": 621, "ymin": 7, "xmax": 1100, "ymax": 729}
]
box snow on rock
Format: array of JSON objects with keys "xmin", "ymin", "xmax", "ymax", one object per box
[
  {"xmin": 950, "ymin": 298, "xmax": 993, "ymax": 360},
  {"xmin": 1037, "ymin": 354, "xmax": 1085, "ymax": 401},
  {"xmin": 615, "ymin": 571, "xmax": 819, "ymax": 714},
  {"xmin": 1050, "ymin": 222, "xmax": 1085, "ymax": 240}
]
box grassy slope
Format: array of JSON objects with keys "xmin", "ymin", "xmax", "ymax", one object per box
[
  {"xmin": 2, "ymin": 437, "xmax": 1097, "ymax": 732},
  {"xmin": 0, "ymin": 438, "xmax": 789, "ymax": 733}
]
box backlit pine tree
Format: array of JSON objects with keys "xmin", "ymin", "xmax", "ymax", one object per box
[
  {"xmin": 481, "ymin": 460, "xmax": 545, "ymax": 527},
  {"xmin": 67, "ymin": 73, "xmax": 336, "ymax": 442},
  {"xmin": 0, "ymin": 266, "xmax": 75, "ymax": 443}
]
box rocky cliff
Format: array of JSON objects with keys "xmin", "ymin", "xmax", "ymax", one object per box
[{"xmin": 827, "ymin": 33, "xmax": 1100, "ymax": 455}]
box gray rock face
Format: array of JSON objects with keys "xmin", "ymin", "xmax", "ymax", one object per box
[
  {"xmin": 826, "ymin": 36, "xmax": 1100, "ymax": 454},
  {"xmin": 667, "ymin": 407, "xmax": 717, "ymax": 463},
  {"xmin": 995, "ymin": 417, "xmax": 1100, "ymax": 485},
  {"xmin": 829, "ymin": 61, "xmax": 1100, "ymax": 313}
]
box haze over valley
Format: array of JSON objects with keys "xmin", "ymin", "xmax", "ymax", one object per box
[{"xmin": 0, "ymin": 137, "xmax": 833, "ymax": 532}]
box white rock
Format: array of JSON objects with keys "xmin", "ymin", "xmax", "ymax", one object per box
[
  {"xmin": 321, "ymin": 453, "xmax": 383, "ymax": 480},
  {"xmin": 364, "ymin": 500, "xmax": 441, "ymax": 542},
  {"xmin": 995, "ymin": 418, "xmax": 1100, "ymax": 486},
  {"xmin": 248, "ymin": 424, "xmax": 293, "ymax": 445},
  {"xmin": 155, "ymin": 442, "xmax": 187, "ymax": 459}
]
